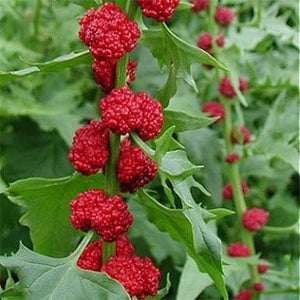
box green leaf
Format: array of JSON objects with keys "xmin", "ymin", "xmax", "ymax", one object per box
[
  {"xmin": 240, "ymin": 155, "xmax": 274, "ymax": 177},
  {"xmin": 70, "ymin": 0, "xmax": 102, "ymax": 9},
  {"xmin": 137, "ymin": 190, "xmax": 228, "ymax": 300},
  {"xmin": 177, "ymin": 1, "xmax": 193, "ymax": 11},
  {"xmin": 141, "ymin": 24, "xmax": 227, "ymax": 92},
  {"xmin": 5, "ymin": 173, "xmax": 105, "ymax": 257},
  {"xmin": 154, "ymin": 126, "xmax": 175, "ymax": 163},
  {"xmin": 164, "ymin": 110, "xmax": 217, "ymax": 133},
  {"xmin": 208, "ymin": 208, "xmax": 235, "ymax": 221},
  {"xmin": 0, "ymin": 234, "xmax": 130, "ymax": 300},
  {"xmin": 0, "ymin": 51, "xmax": 91, "ymax": 84}
]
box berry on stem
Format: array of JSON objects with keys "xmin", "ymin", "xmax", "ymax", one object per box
[
  {"xmin": 79, "ymin": 3, "xmax": 141, "ymax": 60},
  {"xmin": 231, "ymin": 126, "xmax": 252, "ymax": 145},
  {"xmin": 225, "ymin": 153, "xmax": 240, "ymax": 163},
  {"xmin": 102, "ymin": 255, "xmax": 160, "ymax": 300},
  {"xmin": 202, "ymin": 101, "xmax": 225, "ymax": 123},
  {"xmin": 242, "ymin": 208, "xmax": 269, "ymax": 232},
  {"xmin": 100, "ymin": 87, "xmax": 143, "ymax": 135},
  {"xmin": 234, "ymin": 289, "xmax": 252, "ymax": 300},
  {"xmin": 77, "ymin": 235, "xmax": 135, "ymax": 271},
  {"xmin": 197, "ymin": 33, "xmax": 225, "ymax": 51},
  {"xmin": 190, "ymin": 0, "xmax": 209, "ymax": 13},
  {"xmin": 69, "ymin": 120, "xmax": 109, "ymax": 175},
  {"xmin": 222, "ymin": 181, "xmax": 249, "ymax": 200},
  {"xmin": 117, "ymin": 139, "xmax": 158, "ymax": 193},
  {"xmin": 218, "ymin": 77, "xmax": 248, "ymax": 98},
  {"xmin": 70, "ymin": 189, "xmax": 133, "ymax": 241},
  {"xmin": 253, "ymin": 282, "xmax": 265, "ymax": 292},
  {"xmin": 137, "ymin": 0, "xmax": 180, "ymax": 22},
  {"xmin": 258, "ymin": 260, "xmax": 270, "ymax": 273},
  {"xmin": 215, "ymin": 6, "xmax": 234, "ymax": 26},
  {"xmin": 93, "ymin": 59, "xmax": 137, "ymax": 93},
  {"xmin": 228, "ymin": 242, "xmax": 251, "ymax": 257}
]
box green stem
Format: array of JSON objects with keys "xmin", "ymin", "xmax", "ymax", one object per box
[
  {"xmin": 102, "ymin": 0, "xmax": 137, "ymax": 265},
  {"xmin": 222, "ymin": 100, "xmax": 260, "ymax": 295},
  {"xmin": 262, "ymin": 225, "xmax": 298, "ymax": 234},
  {"xmin": 33, "ymin": 0, "xmax": 42, "ymax": 38}
]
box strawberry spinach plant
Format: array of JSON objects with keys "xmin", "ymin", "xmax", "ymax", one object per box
[{"xmin": 0, "ymin": 0, "xmax": 299, "ymax": 299}]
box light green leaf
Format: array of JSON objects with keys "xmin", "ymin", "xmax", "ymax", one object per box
[
  {"xmin": 164, "ymin": 110, "xmax": 217, "ymax": 132},
  {"xmin": 0, "ymin": 234, "xmax": 130, "ymax": 300},
  {"xmin": 154, "ymin": 126, "xmax": 175, "ymax": 162},
  {"xmin": 0, "ymin": 51, "xmax": 91, "ymax": 84},
  {"xmin": 137, "ymin": 190, "xmax": 228, "ymax": 300},
  {"xmin": 5, "ymin": 173, "xmax": 105, "ymax": 257}
]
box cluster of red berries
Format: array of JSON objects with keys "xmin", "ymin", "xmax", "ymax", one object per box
[{"xmin": 67, "ymin": 2, "xmax": 178, "ymax": 298}]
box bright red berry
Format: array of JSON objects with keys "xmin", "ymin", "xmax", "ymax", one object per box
[
  {"xmin": 242, "ymin": 208, "xmax": 269, "ymax": 232},
  {"xmin": 190, "ymin": 0, "xmax": 209, "ymax": 13},
  {"xmin": 137, "ymin": 0, "xmax": 180, "ymax": 22},
  {"xmin": 216, "ymin": 33, "xmax": 225, "ymax": 47},
  {"xmin": 231, "ymin": 126, "xmax": 252, "ymax": 145},
  {"xmin": 202, "ymin": 101, "xmax": 225, "ymax": 123},
  {"xmin": 70, "ymin": 189, "xmax": 133, "ymax": 241},
  {"xmin": 77, "ymin": 235, "xmax": 135, "ymax": 271},
  {"xmin": 197, "ymin": 33, "xmax": 212, "ymax": 51},
  {"xmin": 102, "ymin": 255, "xmax": 160, "ymax": 300},
  {"xmin": 215, "ymin": 6, "xmax": 234, "ymax": 26},
  {"xmin": 253, "ymin": 282, "xmax": 265, "ymax": 292},
  {"xmin": 136, "ymin": 92, "xmax": 164, "ymax": 141},
  {"xmin": 258, "ymin": 260, "xmax": 270, "ymax": 273},
  {"xmin": 92, "ymin": 59, "xmax": 137, "ymax": 93},
  {"xmin": 79, "ymin": 3, "xmax": 141, "ymax": 60},
  {"xmin": 218, "ymin": 77, "xmax": 236, "ymax": 98},
  {"xmin": 100, "ymin": 87, "xmax": 143, "ymax": 135},
  {"xmin": 222, "ymin": 181, "xmax": 249, "ymax": 200},
  {"xmin": 234, "ymin": 289, "xmax": 252, "ymax": 300},
  {"xmin": 118, "ymin": 139, "xmax": 158, "ymax": 193},
  {"xmin": 69, "ymin": 120, "xmax": 109, "ymax": 175},
  {"xmin": 228, "ymin": 242, "xmax": 251, "ymax": 257},
  {"xmin": 225, "ymin": 153, "xmax": 240, "ymax": 163}
]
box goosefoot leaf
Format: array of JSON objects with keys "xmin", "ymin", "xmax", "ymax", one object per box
[{"xmin": 137, "ymin": 190, "xmax": 228, "ymax": 300}]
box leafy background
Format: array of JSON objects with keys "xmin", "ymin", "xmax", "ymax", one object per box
[{"xmin": 0, "ymin": 0, "xmax": 299, "ymax": 299}]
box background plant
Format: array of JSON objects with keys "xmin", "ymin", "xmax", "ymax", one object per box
[{"xmin": 0, "ymin": 0, "xmax": 299, "ymax": 299}]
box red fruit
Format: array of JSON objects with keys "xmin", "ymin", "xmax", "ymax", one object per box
[
  {"xmin": 231, "ymin": 126, "xmax": 252, "ymax": 145},
  {"xmin": 225, "ymin": 153, "xmax": 240, "ymax": 163},
  {"xmin": 137, "ymin": 0, "xmax": 180, "ymax": 22},
  {"xmin": 258, "ymin": 260, "xmax": 270, "ymax": 273},
  {"xmin": 216, "ymin": 33, "xmax": 225, "ymax": 47},
  {"xmin": 70, "ymin": 189, "xmax": 133, "ymax": 241},
  {"xmin": 69, "ymin": 120, "xmax": 109, "ymax": 175},
  {"xmin": 92, "ymin": 59, "xmax": 137, "ymax": 93},
  {"xmin": 102, "ymin": 255, "xmax": 160, "ymax": 300},
  {"xmin": 118, "ymin": 139, "xmax": 158, "ymax": 193},
  {"xmin": 77, "ymin": 235, "xmax": 135, "ymax": 271},
  {"xmin": 234, "ymin": 289, "xmax": 252, "ymax": 300},
  {"xmin": 202, "ymin": 101, "xmax": 225, "ymax": 123},
  {"xmin": 243, "ymin": 208, "xmax": 269, "ymax": 232},
  {"xmin": 100, "ymin": 87, "xmax": 143, "ymax": 135},
  {"xmin": 79, "ymin": 3, "xmax": 141, "ymax": 60},
  {"xmin": 222, "ymin": 181, "xmax": 249, "ymax": 200},
  {"xmin": 219, "ymin": 76, "xmax": 236, "ymax": 98},
  {"xmin": 215, "ymin": 6, "xmax": 234, "ymax": 26},
  {"xmin": 190, "ymin": 0, "xmax": 209, "ymax": 13},
  {"xmin": 253, "ymin": 282, "xmax": 265, "ymax": 292},
  {"xmin": 197, "ymin": 33, "xmax": 213, "ymax": 51},
  {"xmin": 228, "ymin": 242, "xmax": 251, "ymax": 257},
  {"xmin": 239, "ymin": 77, "xmax": 249, "ymax": 92},
  {"xmin": 136, "ymin": 92, "xmax": 164, "ymax": 141}
]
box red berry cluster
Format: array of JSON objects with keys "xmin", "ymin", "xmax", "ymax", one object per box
[
  {"xmin": 202, "ymin": 101, "xmax": 225, "ymax": 123},
  {"xmin": 222, "ymin": 181, "xmax": 249, "ymax": 200},
  {"xmin": 219, "ymin": 76, "xmax": 249, "ymax": 98},
  {"xmin": 190, "ymin": 0, "xmax": 209, "ymax": 13},
  {"xmin": 197, "ymin": 32, "xmax": 225, "ymax": 53},
  {"xmin": 137, "ymin": 0, "xmax": 180, "ymax": 22},
  {"xmin": 68, "ymin": 3, "xmax": 170, "ymax": 298}
]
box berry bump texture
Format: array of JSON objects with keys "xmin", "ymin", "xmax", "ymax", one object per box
[
  {"xmin": 102, "ymin": 255, "xmax": 161, "ymax": 300},
  {"xmin": 197, "ymin": 33, "xmax": 225, "ymax": 51},
  {"xmin": 69, "ymin": 120, "xmax": 109, "ymax": 175},
  {"xmin": 190, "ymin": 0, "xmax": 209, "ymax": 13},
  {"xmin": 117, "ymin": 139, "xmax": 158, "ymax": 193},
  {"xmin": 228, "ymin": 242, "xmax": 251, "ymax": 257},
  {"xmin": 242, "ymin": 208, "xmax": 269, "ymax": 232},
  {"xmin": 77, "ymin": 235, "xmax": 135, "ymax": 271},
  {"xmin": 70, "ymin": 189, "xmax": 133, "ymax": 241},
  {"xmin": 218, "ymin": 77, "xmax": 248, "ymax": 98},
  {"xmin": 234, "ymin": 289, "xmax": 252, "ymax": 300},
  {"xmin": 225, "ymin": 153, "xmax": 240, "ymax": 163},
  {"xmin": 79, "ymin": 3, "xmax": 141, "ymax": 60},
  {"xmin": 137, "ymin": 0, "xmax": 180, "ymax": 22},
  {"xmin": 231, "ymin": 126, "xmax": 252, "ymax": 145}
]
